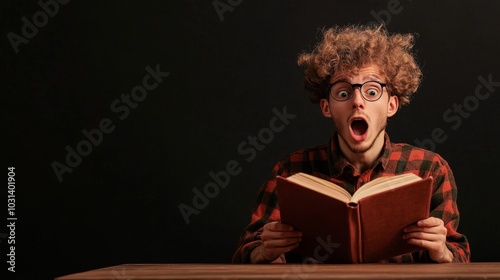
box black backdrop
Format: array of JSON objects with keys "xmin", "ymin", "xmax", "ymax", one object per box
[{"xmin": 3, "ymin": 0, "xmax": 500, "ymax": 279}]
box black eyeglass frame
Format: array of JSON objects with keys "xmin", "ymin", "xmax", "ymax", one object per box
[{"xmin": 327, "ymin": 81, "xmax": 387, "ymax": 102}]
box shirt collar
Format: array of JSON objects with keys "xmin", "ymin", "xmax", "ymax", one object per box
[{"xmin": 328, "ymin": 132, "xmax": 392, "ymax": 177}]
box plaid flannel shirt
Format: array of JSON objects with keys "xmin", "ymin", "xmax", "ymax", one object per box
[{"xmin": 232, "ymin": 132, "xmax": 471, "ymax": 263}]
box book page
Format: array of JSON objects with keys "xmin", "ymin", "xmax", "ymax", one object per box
[
  {"xmin": 350, "ymin": 173, "xmax": 422, "ymax": 203},
  {"xmin": 285, "ymin": 173, "xmax": 352, "ymax": 203}
]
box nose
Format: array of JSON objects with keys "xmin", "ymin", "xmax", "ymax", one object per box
[{"xmin": 351, "ymin": 87, "xmax": 365, "ymax": 109}]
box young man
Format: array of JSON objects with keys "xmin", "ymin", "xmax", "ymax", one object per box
[{"xmin": 232, "ymin": 24, "xmax": 471, "ymax": 263}]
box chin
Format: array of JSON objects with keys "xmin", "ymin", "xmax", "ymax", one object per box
[{"xmin": 348, "ymin": 142, "xmax": 372, "ymax": 154}]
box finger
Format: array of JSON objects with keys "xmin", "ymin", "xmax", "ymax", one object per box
[
  {"xmin": 262, "ymin": 242, "xmax": 300, "ymax": 260},
  {"xmin": 404, "ymin": 225, "xmax": 446, "ymax": 235},
  {"xmin": 405, "ymin": 222, "xmax": 447, "ymax": 235},
  {"xmin": 405, "ymin": 238, "xmax": 443, "ymax": 251},
  {"xmin": 258, "ymin": 239, "xmax": 300, "ymax": 262},
  {"xmin": 265, "ymin": 222, "xmax": 295, "ymax": 232},
  {"xmin": 263, "ymin": 223, "xmax": 303, "ymax": 240},
  {"xmin": 262, "ymin": 236, "xmax": 302, "ymax": 248},
  {"xmin": 261, "ymin": 229, "xmax": 303, "ymax": 241},
  {"xmin": 416, "ymin": 217, "xmax": 443, "ymax": 227},
  {"xmin": 403, "ymin": 217, "xmax": 441, "ymax": 232},
  {"xmin": 281, "ymin": 241, "xmax": 300, "ymax": 253},
  {"xmin": 403, "ymin": 231, "xmax": 445, "ymax": 242}
]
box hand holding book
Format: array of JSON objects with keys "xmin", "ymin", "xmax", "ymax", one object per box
[
  {"xmin": 403, "ymin": 217, "xmax": 453, "ymax": 263},
  {"xmin": 250, "ymin": 222, "xmax": 302, "ymax": 263}
]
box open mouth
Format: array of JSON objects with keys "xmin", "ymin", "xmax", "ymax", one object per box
[
  {"xmin": 349, "ymin": 118, "xmax": 368, "ymax": 142},
  {"xmin": 351, "ymin": 119, "xmax": 368, "ymax": 136}
]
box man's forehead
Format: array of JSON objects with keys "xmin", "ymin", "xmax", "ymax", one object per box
[{"xmin": 330, "ymin": 65, "xmax": 385, "ymax": 82}]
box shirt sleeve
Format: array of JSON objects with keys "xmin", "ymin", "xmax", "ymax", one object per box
[
  {"xmin": 428, "ymin": 156, "xmax": 471, "ymax": 262},
  {"xmin": 232, "ymin": 162, "xmax": 289, "ymax": 263}
]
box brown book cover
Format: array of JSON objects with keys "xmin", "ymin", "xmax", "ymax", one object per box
[{"xmin": 276, "ymin": 173, "xmax": 433, "ymax": 263}]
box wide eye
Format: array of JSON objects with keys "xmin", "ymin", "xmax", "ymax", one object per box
[
  {"xmin": 330, "ymin": 82, "xmax": 353, "ymax": 101},
  {"xmin": 337, "ymin": 90, "xmax": 350, "ymax": 99},
  {"xmin": 366, "ymin": 88, "xmax": 379, "ymax": 97}
]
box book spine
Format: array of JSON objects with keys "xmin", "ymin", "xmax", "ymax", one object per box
[{"xmin": 347, "ymin": 203, "xmax": 362, "ymax": 263}]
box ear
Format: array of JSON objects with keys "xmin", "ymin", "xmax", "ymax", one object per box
[
  {"xmin": 320, "ymin": 98, "xmax": 332, "ymax": 118},
  {"xmin": 387, "ymin": 95, "xmax": 399, "ymax": 117}
]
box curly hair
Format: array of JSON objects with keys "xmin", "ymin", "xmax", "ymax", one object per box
[{"xmin": 297, "ymin": 24, "xmax": 422, "ymax": 106}]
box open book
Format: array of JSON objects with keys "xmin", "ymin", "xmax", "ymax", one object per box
[{"xmin": 276, "ymin": 172, "xmax": 433, "ymax": 263}]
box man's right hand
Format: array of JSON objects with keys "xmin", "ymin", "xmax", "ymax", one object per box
[{"xmin": 250, "ymin": 222, "xmax": 303, "ymax": 263}]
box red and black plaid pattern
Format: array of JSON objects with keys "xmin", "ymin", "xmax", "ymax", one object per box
[{"xmin": 232, "ymin": 133, "xmax": 471, "ymax": 263}]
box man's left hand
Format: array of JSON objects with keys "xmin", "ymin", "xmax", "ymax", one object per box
[{"xmin": 403, "ymin": 217, "xmax": 453, "ymax": 263}]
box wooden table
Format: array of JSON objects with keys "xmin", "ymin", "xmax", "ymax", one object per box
[{"xmin": 55, "ymin": 263, "xmax": 500, "ymax": 280}]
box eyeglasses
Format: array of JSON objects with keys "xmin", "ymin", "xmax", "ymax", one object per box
[{"xmin": 327, "ymin": 81, "xmax": 387, "ymax": 102}]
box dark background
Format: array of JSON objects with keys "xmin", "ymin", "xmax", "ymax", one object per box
[{"xmin": 2, "ymin": 0, "xmax": 500, "ymax": 279}]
